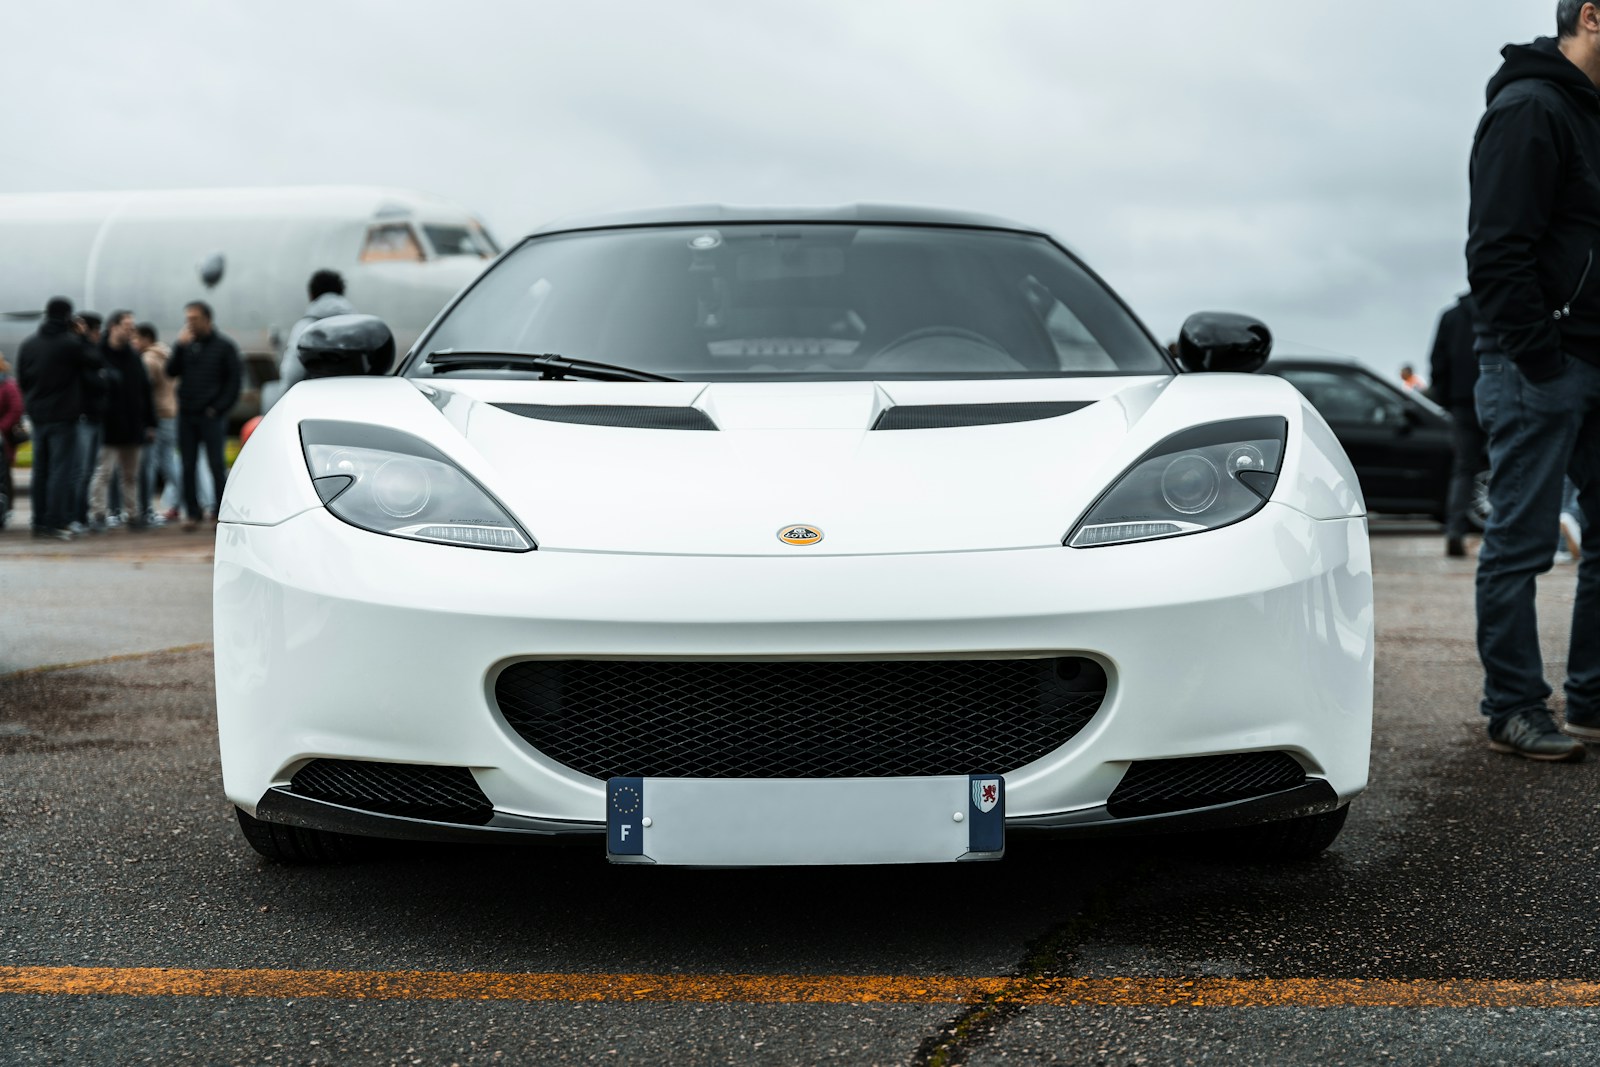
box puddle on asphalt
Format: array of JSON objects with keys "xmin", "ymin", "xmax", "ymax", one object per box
[{"xmin": 0, "ymin": 655, "xmax": 209, "ymax": 754}]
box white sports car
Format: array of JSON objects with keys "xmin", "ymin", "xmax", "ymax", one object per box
[{"xmin": 215, "ymin": 206, "xmax": 1373, "ymax": 867}]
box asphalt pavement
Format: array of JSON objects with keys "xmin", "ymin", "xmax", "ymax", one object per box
[
  {"xmin": 0, "ymin": 472, "xmax": 214, "ymax": 673},
  {"xmin": 3, "ymin": 526, "xmax": 1599, "ymax": 1065}
]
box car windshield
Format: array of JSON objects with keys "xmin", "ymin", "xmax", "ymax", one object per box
[{"xmin": 408, "ymin": 224, "xmax": 1170, "ymax": 381}]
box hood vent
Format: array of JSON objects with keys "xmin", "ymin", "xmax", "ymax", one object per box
[
  {"xmin": 872, "ymin": 401, "xmax": 1093, "ymax": 431},
  {"xmin": 493, "ymin": 404, "xmax": 717, "ymax": 430}
]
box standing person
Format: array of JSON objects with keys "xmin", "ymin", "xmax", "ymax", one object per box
[
  {"xmin": 1428, "ymin": 294, "xmax": 1486, "ymax": 558},
  {"xmin": 135, "ymin": 323, "xmax": 214, "ymax": 523},
  {"xmin": 15, "ymin": 298, "xmax": 86, "ymax": 540},
  {"xmin": 72, "ymin": 311, "xmax": 109, "ymax": 532},
  {"xmin": 134, "ymin": 323, "xmax": 177, "ymax": 525},
  {"xmin": 0, "ymin": 352, "xmax": 23, "ymax": 528},
  {"xmin": 1399, "ymin": 364, "xmax": 1429, "ymax": 392},
  {"xmin": 267, "ymin": 269, "xmax": 355, "ymax": 410},
  {"xmin": 1465, "ymin": 2, "xmax": 1600, "ymax": 761},
  {"xmin": 165, "ymin": 301, "xmax": 240, "ymax": 531},
  {"xmin": 88, "ymin": 311, "xmax": 141, "ymax": 526},
  {"xmin": 97, "ymin": 313, "xmax": 156, "ymax": 529}
]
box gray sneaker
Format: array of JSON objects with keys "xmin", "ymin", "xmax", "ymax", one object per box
[{"xmin": 1490, "ymin": 708, "xmax": 1587, "ymax": 762}]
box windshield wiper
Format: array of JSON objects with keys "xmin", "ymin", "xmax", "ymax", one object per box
[{"xmin": 425, "ymin": 350, "xmax": 680, "ymax": 383}]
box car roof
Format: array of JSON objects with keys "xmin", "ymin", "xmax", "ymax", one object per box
[{"xmin": 527, "ymin": 203, "xmax": 1044, "ymax": 239}]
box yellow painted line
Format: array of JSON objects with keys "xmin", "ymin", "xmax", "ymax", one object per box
[
  {"xmin": 0, "ymin": 643, "xmax": 212, "ymax": 679},
  {"xmin": 4, "ymin": 969, "xmax": 1600, "ymax": 1007},
  {"xmin": 0, "ymin": 968, "xmax": 1002, "ymax": 1004}
]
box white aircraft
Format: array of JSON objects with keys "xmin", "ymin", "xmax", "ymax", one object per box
[{"xmin": 0, "ymin": 185, "xmax": 498, "ymax": 417}]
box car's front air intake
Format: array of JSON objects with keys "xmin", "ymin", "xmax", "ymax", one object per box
[
  {"xmin": 872, "ymin": 401, "xmax": 1092, "ymax": 430},
  {"xmin": 492, "ymin": 404, "xmax": 717, "ymax": 430},
  {"xmin": 1106, "ymin": 751, "xmax": 1307, "ymax": 818},
  {"xmin": 289, "ymin": 760, "xmax": 493, "ymax": 823},
  {"xmin": 494, "ymin": 657, "xmax": 1108, "ymax": 779}
]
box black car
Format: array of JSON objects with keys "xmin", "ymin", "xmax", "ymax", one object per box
[{"xmin": 1264, "ymin": 356, "xmax": 1487, "ymax": 528}]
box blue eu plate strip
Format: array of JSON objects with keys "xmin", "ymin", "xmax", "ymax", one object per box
[
  {"xmin": 607, "ymin": 777, "xmax": 645, "ymax": 856},
  {"xmin": 968, "ymin": 774, "xmax": 1004, "ymax": 853}
]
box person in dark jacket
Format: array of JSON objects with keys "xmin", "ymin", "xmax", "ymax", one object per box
[
  {"xmin": 70, "ymin": 310, "xmax": 114, "ymax": 530},
  {"xmin": 165, "ymin": 300, "xmax": 240, "ymax": 530},
  {"xmin": 1465, "ymin": 3, "xmax": 1600, "ymax": 762},
  {"xmin": 15, "ymin": 297, "xmax": 87, "ymax": 539},
  {"xmin": 1428, "ymin": 294, "xmax": 1486, "ymax": 558},
  {"xmin": 96, "ymin": 311, "xmax": 156, "ymax": 529}
]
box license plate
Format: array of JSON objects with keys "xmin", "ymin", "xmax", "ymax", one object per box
[{"xmin": 606, "ymin": 775, "xmax": 1004, "ymax": 866}]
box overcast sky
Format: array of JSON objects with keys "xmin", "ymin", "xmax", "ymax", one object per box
[{"xmin": 0, "ymin": 0, "xmax": 1564, "ymax": 373}]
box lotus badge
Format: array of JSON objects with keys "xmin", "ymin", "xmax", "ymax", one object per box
[{"xmin": 778, "ymin": 525, "xmax": 824, "ymax": 546}]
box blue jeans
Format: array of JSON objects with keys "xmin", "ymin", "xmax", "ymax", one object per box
[
  {"xmin": 73, "ymin": 419, "xmax": 102, "ymax": 525},
  {"xmin": 1475, "ymin": 354, "xmax": 1600, "ymax": 725},
  {"xmin": 29, "ymin": 420, "xmax": 80, "ymax": 531},
  {"xmin": 140, "ymin": 416, "xmax": 181, "ymax": 515}
]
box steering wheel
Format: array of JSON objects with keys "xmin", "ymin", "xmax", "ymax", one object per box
[{"xmin": 865, "ymin": 326, "xmax": 1021, "ymax": 372}]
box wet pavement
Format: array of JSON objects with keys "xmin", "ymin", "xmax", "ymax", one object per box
[{"xmin": 3, "ymin": 529, "xmax": 1600, "ymax": 1064}]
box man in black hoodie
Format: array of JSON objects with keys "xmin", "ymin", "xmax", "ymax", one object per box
[
  {"xmin": 15, "ymin": 298, "xmax": 87, "ymax": 539},
  {"xmin": 1466, "ymin": 2, "xmax": 1600, "ymax": 761}
]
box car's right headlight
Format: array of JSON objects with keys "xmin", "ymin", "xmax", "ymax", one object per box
[
  {"xmin": 300, "ymin": 420, "xmax": 534, "ymax": 552},
  {"xmin": 1066, "ymin": 416, "xmax": 1287, "ymax": 548}
]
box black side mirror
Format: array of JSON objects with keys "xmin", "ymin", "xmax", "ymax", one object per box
[
  {"xmin": 297, "ymin": 314, "xmax": 396, "ymax": 378},
  {"xmin": 1175, "ymin": 312, "xmax": 1273, "ymax": 373}
]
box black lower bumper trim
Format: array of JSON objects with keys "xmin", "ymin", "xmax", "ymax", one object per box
[
  {"xmin": 253, "ymin": 788, "xmax": 604, "ymax": 845},
  {"xmin": 254, "ymin": 779, "xmax": 1343, "ymax": 848},
  {"xmin": 1006, "ymin": 779, "xmax": 1343, "ymax": 839}
]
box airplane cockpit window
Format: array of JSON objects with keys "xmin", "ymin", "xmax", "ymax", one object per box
[
  {"xmin": 423, "ymin": 224, "xmax": 495, "ymax": 259},
  {"xmin": 361, "ymin": 223, "xmax": 424, "ymax": 263}
]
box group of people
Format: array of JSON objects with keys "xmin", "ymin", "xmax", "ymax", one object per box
[
  {"xmin": 7, "ymin": 298, "xmax": 240, "ymax": 540},
  {"xmin": 0, "ymin": 268, "xmax": 361, "ymax": 541}
]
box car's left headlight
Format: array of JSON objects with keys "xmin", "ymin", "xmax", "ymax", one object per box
[
  {"xmin": 1067, "ymin": 416, "xmax": 1287, "ymax": 548},
  {"xmin": 300, "ymin": 420, "xmax": 534, "ymax": 552}
]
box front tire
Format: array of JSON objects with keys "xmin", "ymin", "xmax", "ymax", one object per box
[
  {"xmin": 1217, "ymin": 804, "xmax": 1350, "ymax": 862},
  {"xmin": 235, "ymin": 806, "xmax": 364, "ymax": 864}
]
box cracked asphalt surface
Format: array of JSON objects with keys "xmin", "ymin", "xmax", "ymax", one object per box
[{"xmin": 3, "ymin": 527, "xmax": 1600, "ymax": 1064}]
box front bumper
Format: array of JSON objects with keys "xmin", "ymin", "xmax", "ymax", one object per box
[{"xmin": 215, "ymin": 502, "xmax": 1372, "ymax": 841}]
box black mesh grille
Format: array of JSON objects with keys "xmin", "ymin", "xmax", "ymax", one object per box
[
  {"xmin": 872, "ymin": 402, "xmax": 1092, "ymax": 430},
  {"xmin": 494, "ymin": 658, "xmax": 1107, "ymax": 779},
  {"xmin": 493, "ymin": 404, "xmax": 716, "ymax": 430},
  {"xmin": 1106, "ymin": 752, "xmax": 1306, "ymax": 818},
  {"xmin": 289, "ymin": 760, "xmax": 493, "ymax": 823}
]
